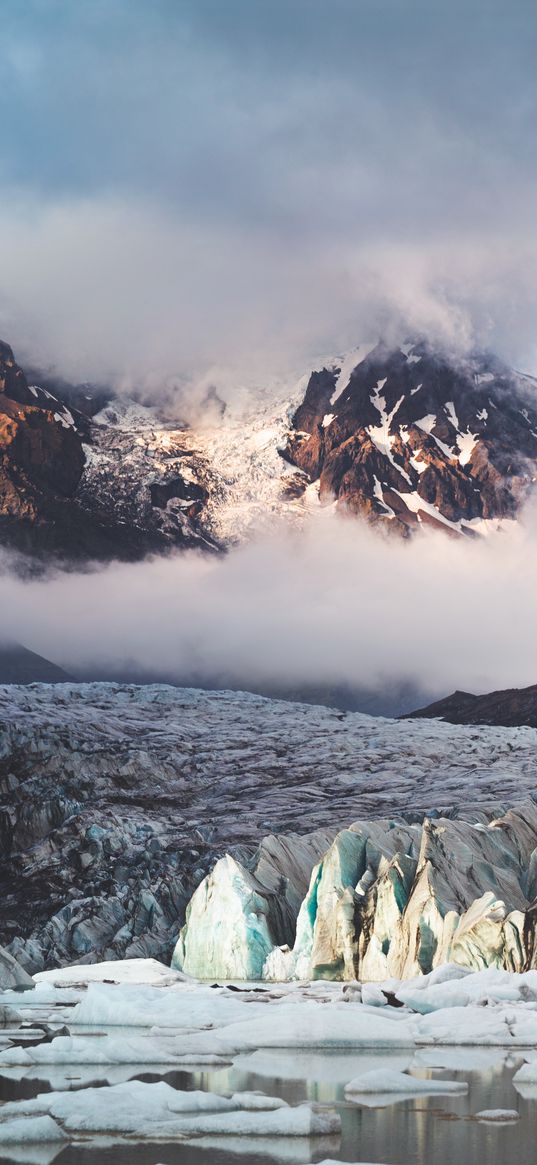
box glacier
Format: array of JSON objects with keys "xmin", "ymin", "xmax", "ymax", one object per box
[
  {"xmin": 175, "ymin": 800, "xmax": 537, "ymax": 981},
  {"xmin": 3, "ymin": 680, "xmax": 537, "ymax": 975}
]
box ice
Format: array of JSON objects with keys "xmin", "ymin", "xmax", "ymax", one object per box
[
  {"xmin": 0, "ymin": 1079, "xmax": 340, "ymax": 1142},
  {"xmin": 201, "ymin": 1005, "xmax": 416, "ymax": 1054},
  {"xmin": 513, "ymin": 1057, "xmax": 537, "ymax": 1083},
  {"xmin": 415, "ymin": 1003, "xmax": 537, "ymax": 1046},
  {"xmin": 173, "ymin": 855, "xmax": 278, "ymax": 978},
  {"xmin": 344, "ymin": 1067, "xmax": 467, "ymax": 1095},
  {"xmin": 248, "ymin": 805, "xmax": 537, "ymax": 984},
  {"xmin": 474, "ymin": 1109, "xmax": 519, "ymax": 1122},
  {"xmin": 34, "ymin": 957, "xmax": 187, "ymax": 987},
  {"xmin": 0, "ymin": 1032, "xmax": 210, "ymax": 1067},
  {"xmin": 0, "ymin": 1116, "xmax": 66, "ymax": 1144},
  {"xmin": 69, "ymin": 980, "xmax": 271, "ymax": 1029}
]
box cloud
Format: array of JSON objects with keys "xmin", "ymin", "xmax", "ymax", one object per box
[
  {"xmin": 0, "ymin": 2, "xmax": 535, "ymax": 384},
  {"xmin": 1, "ymin": 508, "xmax": 537, "ymax": 698}
]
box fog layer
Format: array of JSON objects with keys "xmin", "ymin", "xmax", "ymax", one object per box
[{"xmin": 1, "ymin": 510, "xmax": 535, "ymax": 698}]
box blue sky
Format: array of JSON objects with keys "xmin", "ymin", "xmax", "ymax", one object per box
[{"xmin": 0, "ymin": 0, "xmax": 536, "ymax": 381}]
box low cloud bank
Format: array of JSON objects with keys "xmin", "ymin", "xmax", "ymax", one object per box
[{"xmin": 0, "ymin": 508, "xmax": 535, "ymax": 699}]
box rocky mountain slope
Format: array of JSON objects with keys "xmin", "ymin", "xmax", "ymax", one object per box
[
  {"xmin": 0, "ymin": 341, "xmax": 217, "ymax": 563},
  {"xmin": 285, "ymin": 339, "xmax": 537, "ymax": 535},
  {"xmin": 1, "ymin": 682, "xmax": 537, "ymax": 973},
  {"xmin": 407, "ymin": 683, "xmax": 537, "ymax": 728},
  {"xmin": 175, "ymin": 800, "xmax": 537, "ymax": 981},
  {"xmin": 2, "ymin": 335, "xmax": 537, "ymax": 562}
]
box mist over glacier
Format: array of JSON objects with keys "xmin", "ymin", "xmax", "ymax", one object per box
[{"xmin": 0, "ymin": 504, "xmax": 536, "ymax": 698}]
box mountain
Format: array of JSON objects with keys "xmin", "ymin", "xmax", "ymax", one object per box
[
  {"xmin": 2, "ymin": 334, "xmax": 537, "ymax": 564},
  {"xmin": 0, "ymin": 341, "xmax": 217, "ymax": 564},
  {"xmin": 407, "ymin": 683, "xmax": 537, "ymax": 728},
  {"xmin": 1, "ymin": 683, "xmax": 535, "ymax": 972},
  {"xmin": 285, "ymin": 339, "xmax": 537, "ymax": 535},
  {"xmin": 0, "ymin": 642, "xmax": 71, "ymax": 683}
]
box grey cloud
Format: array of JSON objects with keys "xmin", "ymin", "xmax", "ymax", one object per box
[{"xmin": 0, "ymin": 1, "xmax": 535, "ymax": 380}]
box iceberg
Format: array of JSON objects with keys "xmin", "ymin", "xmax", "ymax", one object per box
[
  {"xmin": 173, "ymin": 829, "xmax": 334, "ymax": 979},
  {"xmin": 177, "ymin": 800, "xmax": 537, "ymax": 981}
]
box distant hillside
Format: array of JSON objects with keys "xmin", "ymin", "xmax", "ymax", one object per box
[
  {"xmin": 0, "ymin": 643, "xmax": 71, "ymax": 684},
  {"xmin": 406, "ymin": 684, "xmax": 537, "ymax": 728}
]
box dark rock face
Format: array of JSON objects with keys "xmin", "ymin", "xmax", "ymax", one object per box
[
  {"xmin": 0, "ymin": 343, "xmax": 87, "ymax": 556},
  {"xmin": 285, "ymin": 340, "xmax": 537, "ymax": 535},
  {"xmin": 0, "ymin": 341, "xmax": 218, "ymax": 565},
  {"xmin": 407, "ymin": 684, "xmax": 537, "ymax": 728}
]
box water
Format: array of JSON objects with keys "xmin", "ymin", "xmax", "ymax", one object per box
[{"xmin": 0, "ymin": 1049, "xmax": 534, "ymax": 1165}]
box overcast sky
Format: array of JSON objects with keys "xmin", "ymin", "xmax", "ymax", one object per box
[{"xmin": 0, "ymin": 0, "xmax": 536, "ymax": 382}]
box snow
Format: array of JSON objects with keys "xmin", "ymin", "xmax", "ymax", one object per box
[
  {"xmin": 53, "ymin": 409, "xmax": 75, "ymax": 430},
  {"xmin": 408, "ymin": 452, "xmax": 427, "ymax": 474},
  {"xmin": 322, "ymin": 413, "xmax": 334, "ymax": 427},
  {"xmin": 330, "ymin": 343, "xmax": 376, "ymax": 403},
  {"xmin": 372, "ymin": 476, "xmax": 395, "ymax": 516},
  {"xmin": 368, "ymin": 382, "xmax": 412, "ymax": 485},
  {"xmin": 457, "ymin": 429, "xmax": 478, "ymax": 466},
  {"xmin": 392, "ymin": 488, "xmax": 513, "ymax": 537},
  {"xmin": 445, "ymin": 401, "xmax": 459, "ymax": 429},
  {"xmin": 415, "ymin": 414, "xmax": 437, "ymax": 434},
  {"xmin": 392, "ymin": 488, "xmax": 463, "ymax": 532}
]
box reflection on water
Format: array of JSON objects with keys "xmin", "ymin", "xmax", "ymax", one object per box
[{"xmin": 0, "ymin": 1049, "xmax": 535, "ymax": 1165}]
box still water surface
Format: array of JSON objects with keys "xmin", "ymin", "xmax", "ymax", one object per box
[{"xmin": 0, "ymin": 1048, "xmax": 534, "ymax": 1165}]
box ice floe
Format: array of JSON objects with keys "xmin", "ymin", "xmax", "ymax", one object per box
[
  {"xmin": 344, "ymin": 1067, "xmax": 467, "ymax": 1095},
  {"xmin": 0, "ymin": 1079, "xmax": 340, "ymax": 1144}
]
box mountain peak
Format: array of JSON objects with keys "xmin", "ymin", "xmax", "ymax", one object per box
[{"xmin": 284, "ymin": 339, "xmax": 537, "ymax": 536}]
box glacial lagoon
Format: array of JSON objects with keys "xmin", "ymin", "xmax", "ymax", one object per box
[{"xmin": 0, "ymin": 1051, "xmax": 535, "ymax": 1165}]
